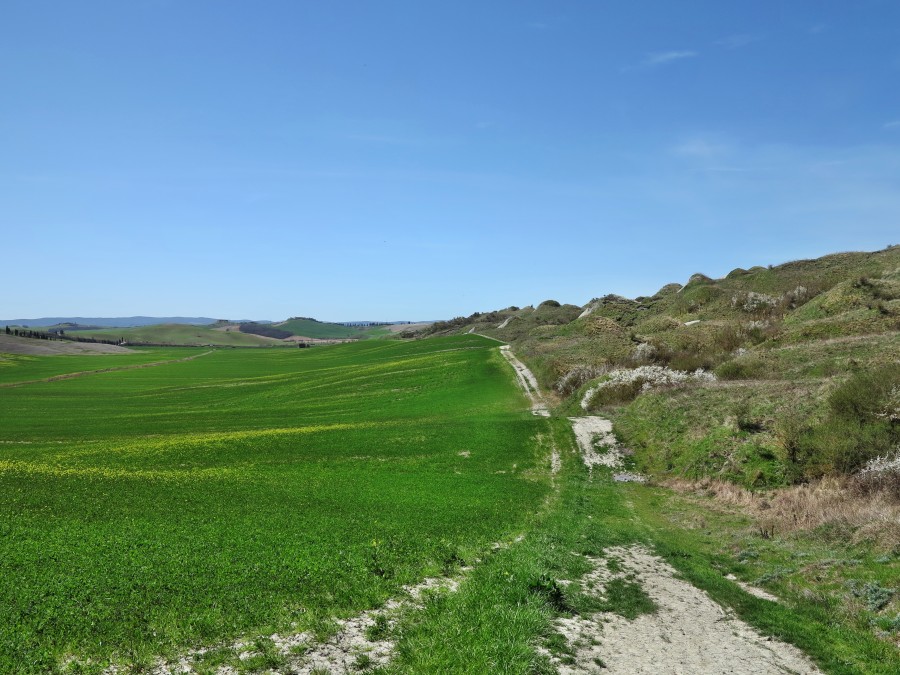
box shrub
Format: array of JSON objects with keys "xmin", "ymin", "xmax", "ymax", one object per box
[
  {"xmin": 581, "ymin": 366, "xmax": 716, "ymax": 409},
  {"xmin": 556, "ymin": 365, "xmax": 607, "ymax": 395},
  {"xmin": 855, "ymin": 450, "xmax": 900, "ymax": 500},
  {"xmin": 715, "ymin": 357, "xmax": 765, "ymax": 380},
  {"xmin": 778, "ymin": 365, "xmax": 900, "ymax": 480}
]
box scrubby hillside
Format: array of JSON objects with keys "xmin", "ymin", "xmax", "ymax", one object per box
[{"xmin": 424, "ymin": 245, "xmax": 900, "ymax": 489}]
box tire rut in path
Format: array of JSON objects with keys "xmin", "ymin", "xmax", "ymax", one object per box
[{"xmin": 499, "ymin": 345, "xmax": 822, "ymax": 674}]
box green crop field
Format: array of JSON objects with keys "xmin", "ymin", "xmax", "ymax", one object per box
[
  {"xmin": 0, "ymin": 335, "xmax": 550, "ymax": 672},
  {"xmin": 74, "ymin": 324, "xmax": 280, "ymax": 347}
]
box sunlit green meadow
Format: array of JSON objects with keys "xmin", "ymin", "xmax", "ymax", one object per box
[{"xmin": 0, "ymin": 335, "xmax": 550, "ymax": 672}]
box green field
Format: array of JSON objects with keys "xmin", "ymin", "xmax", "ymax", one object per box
[
  {"xmin": 0, "ymin": 335, "xmax": 549, "ymax": 672},
  {"xmin": 0, "ymin": 348, "xmax": 205, "ymax": 386},
  {"xmin": 74, "ymin": 324, "xmax": 280, "ymax": 347}
]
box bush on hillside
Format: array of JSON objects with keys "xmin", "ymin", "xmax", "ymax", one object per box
[
  {"xmin": 581, "ymin": 366, "xmax": 716, "ymax": 409},
  {"xmin": 715, "ymin": 357, "xmax": 766, "ymax": 380},
  {"xmin": 779, "ymin": 364, "xmax": 900, "ymax": 480},
  {"xmin": 555, "ymin": 365, "xmax": 607, "ymax": 395},
  {"xmin": 855, "ymin": 451, "xmax": 900, "ymax": 501}
]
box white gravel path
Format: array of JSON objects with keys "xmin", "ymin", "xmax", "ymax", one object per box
[
  {"xmin": 106, "ymin": 574, "xmax": 465, "ymax": 675},
  {"xmin": 549, "ymin": 545, "xmax": 823, "ymax": 675},
  {"xmin": 499, "ymin": 345, "xmax": 550, "ymax": 416},
  {"xmin": 567, "ymin": 416, "xmax": 646, "ymax": 482}
]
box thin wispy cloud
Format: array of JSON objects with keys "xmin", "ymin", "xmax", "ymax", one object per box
[
  {"xmin": 622, "ymin": 50, "xmax": 697, "ymax": 72},
  {"xmin": 884, "ymin": 120, "xmax": 900, "ymax": 130},
  {"xmin": 644, "ymin": 50, "xmax": 697, "ymax": 66}
]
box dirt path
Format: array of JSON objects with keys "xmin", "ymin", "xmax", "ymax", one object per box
[
  {"xmin": 499, "ymin": 345, "xmax": 550, "ymax": 416},
  {"xmin": 546, "ymin": 545, "xmax": 822, "ymax": 674},
  {"xmin": 0, "ymin": 350, "xmax": 214, "ymax": 389},
  {"xmin": 498, "ymin": 346, "xmax": 821, "ymax": 674},
  {"xmin": 117, "ymin": 573, "xmax": 464, "ymax": 675}
]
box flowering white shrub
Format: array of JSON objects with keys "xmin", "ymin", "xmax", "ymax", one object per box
[
  {"xmin": 632, "ymin": 342, "xmax": 658, "ymax": 362},
  {"xmin": 732, "ymin": 291, "xmax": 778, "ymax": 312},
  {"xmin": 556, "ymin": 365, "xmax": 607, "ymax": 395},
  {"xmin": 581, "ymin": 365, "xmax": 716, "ymax": 410},
  {"xmin": 858, "ymin": 450, "xmax": 900, "ymax": 477},
  {"xmin": 876, "ymin": 386, "xmax": 900, "ymax": 423},
  {"xmin": 784, "ymin": 285, "xmax": 810, "ymax": 307},
  {"xmin": 856, "ymin": 448, "xmax": 900, "ymax": 498}
]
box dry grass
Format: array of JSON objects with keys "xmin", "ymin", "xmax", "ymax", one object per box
[{"xmin": 664, "ymin": 476, "xmax": 900, "ymax": 549}]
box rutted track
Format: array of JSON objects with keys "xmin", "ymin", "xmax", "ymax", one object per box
[
  {"xmin": 499, "ymin": 345, "xmax": 550, "ymax": 416},
  {"xmin": 500, "ymin": 345, "xmax": 822, "ymax": 675}
]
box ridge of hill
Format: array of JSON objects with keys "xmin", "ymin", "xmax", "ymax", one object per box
[
  {"xmin": 273, "ymin": 317, "xmax": 371, "ymax": 339},
  {"xmin": 0, "ymin": 316, "xmax": 229, "ymax": 328},
  {"xmin": 426, "ymin": 245, "xmax": 900, "ymax": 385},
  {"xmin": 422, "ymin": 245, "xmax": 900, "ymax": 489},
  {"xmin": 72, "ymin": 323, "xmax": 281, "ymax": 347}
]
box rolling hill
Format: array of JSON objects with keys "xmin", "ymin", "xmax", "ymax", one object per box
[
  {"xmin": 73, "ymin": 323, "xmax": 281, "ymax": 347},
  {"xmin": 423, "ymin": 245, "xmax": 900, "ymax": 488}
]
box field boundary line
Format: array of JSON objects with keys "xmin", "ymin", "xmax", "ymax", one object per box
[{"xmin": 0, "ymin": 350, "xmax": 215, "ymax": 388}]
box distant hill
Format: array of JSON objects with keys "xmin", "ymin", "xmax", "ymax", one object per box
[
  {"xmin": 0, "ymin": 317, "xmax": 225, "ymax": 328},
  {"xmin": 74, "ymin": 323, "xmax": 281, "ymax": 347},
  {"xmin": 273, "ymin": 317, "xmax": 368, "ymax": 339}
]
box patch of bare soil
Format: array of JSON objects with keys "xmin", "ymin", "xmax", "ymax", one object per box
[
  {"xmin": 567, "ymin": 416, "xmax": 646, "ymax": 482},
  {"xmin": 102, "ymin": 568, "xmax": 469, "ymax": 674},
  {"xmin": 547, "ymin": 545, "xmax": 822, "ymax": 674},
  {"xmin": 577, "ymin": 303, "xmax": 598, "ymax": 319},
  {"xmin": 0, "ymin": 334, "xmax": 134, "ymax": 355}
]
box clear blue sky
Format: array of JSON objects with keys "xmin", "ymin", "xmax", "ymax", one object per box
[{"xmin": 3, "ymin": 1, "xmax": 899, "ymax": 321}]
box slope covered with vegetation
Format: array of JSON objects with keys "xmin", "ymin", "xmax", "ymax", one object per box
[
  {"xmin": 272, "ymin": 317, "xmax": 390, "ymax": 339},
  {"xmin": 421, "ymin": 247, "xmax": 900, "ymax": 657},
  {"xmin": 426, "ymin": 245, "xmax": 900, "ymax": 488}
]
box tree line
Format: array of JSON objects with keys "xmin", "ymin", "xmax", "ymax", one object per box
[{"xmin": 4, "ymin": 326, "xmax": 124, "ymax": 346}]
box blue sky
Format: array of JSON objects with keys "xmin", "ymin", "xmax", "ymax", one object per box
[{"xmin": 2, "ymin": 1, "xmax": 899, "ymax": 321}]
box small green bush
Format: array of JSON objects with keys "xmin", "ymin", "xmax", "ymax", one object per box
[
  {"xmin": 716, "ymin": 358, "xmax": 765, "ymax": 380},
  {"xmin": 778, "ymin": 364, "xmax": 900, "ymax": 480}
]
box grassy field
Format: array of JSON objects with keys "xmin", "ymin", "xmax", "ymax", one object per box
[
  {"xmin": 74, "ymin": 324, "xmax": 280, "ymax": 347},
  {"xmin": 0, "ymin": 335, "xmax": 550, "ymax": 672},
  {"xmin": 0, "ymin": 348, "xmax": 205, "ymax": 386}
]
